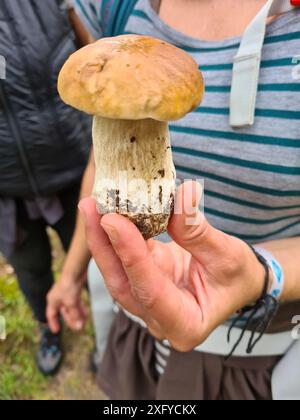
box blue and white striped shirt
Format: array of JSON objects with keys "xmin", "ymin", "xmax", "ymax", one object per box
[{"xmin": 75, "ymin": 0, "xmax": 300, "ymax": 244}]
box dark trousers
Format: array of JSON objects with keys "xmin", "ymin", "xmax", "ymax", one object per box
[{"xmin": 8, "ymin": 183, "xmax": 80, "ymax": 323}]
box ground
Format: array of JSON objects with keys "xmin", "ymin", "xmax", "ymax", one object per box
[{"xmin": 0, "ymin": 230, "xmax": 106, "ymax": 400}]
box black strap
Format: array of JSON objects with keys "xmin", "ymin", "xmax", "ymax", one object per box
[{"xmin": 226, "ymin": 245, "xmax": 279, "ymax": 359}]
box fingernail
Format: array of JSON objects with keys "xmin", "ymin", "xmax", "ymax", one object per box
[{"xmin": 101, "ymin": 222, "xmax": 119, "ymax": 243}]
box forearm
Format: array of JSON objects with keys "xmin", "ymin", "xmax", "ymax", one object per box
[
  {"xmin": 62, "ymin": 151, "xmax": 96, "ymax": 282},
  {"xmin": 258, "ymin": 237, "xmax": 300, "ymax": 302},
  {"xmin": 68, "ymin": 8, "xmax": 95, "ymax": 47}
]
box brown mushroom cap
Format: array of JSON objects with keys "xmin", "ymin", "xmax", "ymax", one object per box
[{"xmin": 58, "ymin": 35, "xmax": 204, "ymax": 122}]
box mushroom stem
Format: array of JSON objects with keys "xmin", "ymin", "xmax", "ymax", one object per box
[{"xmin": 92, "ymin": 116, "xmax": 176, "ymax": 239}]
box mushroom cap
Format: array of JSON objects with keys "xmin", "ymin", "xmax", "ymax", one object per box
[{"xmin": 58, "ymin": 35, "xmax": 204, "ymax": 121}]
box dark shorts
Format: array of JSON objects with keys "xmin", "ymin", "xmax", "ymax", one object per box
[{"xmin": 97, "ymin": 311, "xmax": 281, "ymax": 401}]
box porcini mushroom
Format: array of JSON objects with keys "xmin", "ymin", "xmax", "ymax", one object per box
[{"xmin": 58, "ymin": 35, "xmax": 204, "ymax": 239}]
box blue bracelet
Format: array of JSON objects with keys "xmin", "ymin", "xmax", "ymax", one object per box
[
  {"xmin": 253, "ymin": 247, "xmax": 284, "ymax": 300},
  {"xmin": 227, "ymin": 244, "xmax": 279, "ymax": 358}
]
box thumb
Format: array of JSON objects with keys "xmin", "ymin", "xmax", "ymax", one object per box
[{"xmin": 168, "ymin": 181, "xmax": 229, "ymax": 262}]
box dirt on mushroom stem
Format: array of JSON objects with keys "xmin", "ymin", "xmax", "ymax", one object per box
[{"xmin": 92, "ymin": 116, "xmax": 176, "ymax": 239}]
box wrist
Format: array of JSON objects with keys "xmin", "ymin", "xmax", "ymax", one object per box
[
  {"xmin": 250, "ymin": 256, "xmax": 267, "ymax": 303},
  {"xmin": 61, "ymin": 250, "xmax": 91, "ymax": 284},
  {"xmin": 60, "ymin": 266, "xmax": 87, "ymax": 285},
  {"xmin": 243, "ymin": 244, "xmax": 270, "ymax": 304},
  {"xmin": 228, "ymin": 246, "xmax": 279, "ymax": 357}
]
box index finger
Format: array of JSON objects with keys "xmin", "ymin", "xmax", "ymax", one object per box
[
  {"xmin": 46, "ymin": 299, "xmax": 61, "ymax": 334},
  {"xmin": 100, "ymin": 213, "xmax": 190, "ymax": 336},
  {"xmin": 79, "ymin": 197, "xmax": 147, "ymax": 318}
]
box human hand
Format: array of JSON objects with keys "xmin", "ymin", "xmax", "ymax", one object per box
[
  {"xmin": 79, "ymin": 182, "xmax": 265, "ymax": 351},
  {"xmin": 47, "ymin": 271, "xmax": 88, "ymax": 333}
]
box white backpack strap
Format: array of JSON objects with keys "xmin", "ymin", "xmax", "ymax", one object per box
[{"xmin": 230, "ymin": 0, "xmax": 295, "ymax": 128}]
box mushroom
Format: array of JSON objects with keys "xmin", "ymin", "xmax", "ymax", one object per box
[{"xmin": 58, "ymin": 35, "xmax": 204, "ymax": 239}]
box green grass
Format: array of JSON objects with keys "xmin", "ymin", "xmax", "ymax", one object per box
[{"xmin": 0, "ymin": 271, "xmax": 48, "ymax": 400}]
